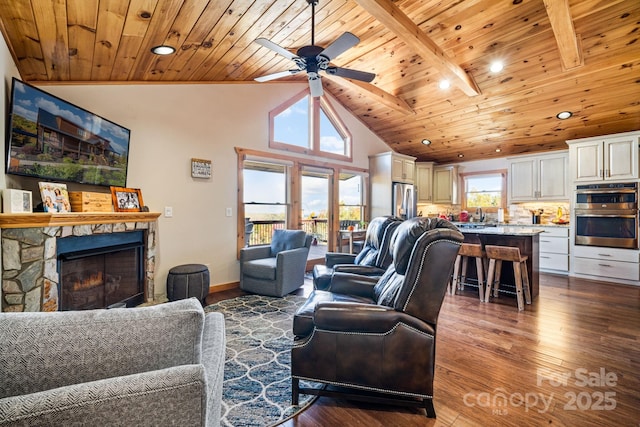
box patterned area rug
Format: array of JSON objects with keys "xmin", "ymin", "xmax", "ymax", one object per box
[{"xmin": 205, "ymin": 294, "xmax": 319, "ymax": 427}]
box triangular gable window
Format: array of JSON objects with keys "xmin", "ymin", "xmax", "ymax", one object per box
[{"xmin": 269, "ymin": 89, "xmax": 352, "ymax": 161}]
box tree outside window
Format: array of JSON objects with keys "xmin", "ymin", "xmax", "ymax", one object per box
[
  {"xmin": 339, "ymin": 172, "xmax": 364, "ymax": 223},
  {"xmin": 462, "ymin": 171, "xmax": 507, "ymax": 211}
]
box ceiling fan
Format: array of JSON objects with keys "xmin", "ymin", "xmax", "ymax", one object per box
[{"xmin": 254, "ymin": 0, "xmax": 375, "ymax": 97}]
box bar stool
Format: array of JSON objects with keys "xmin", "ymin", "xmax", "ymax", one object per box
[
  {"xmin": 484, "ymin": 245, "xmax": 531, "ymax": 311},
  {"xmin": 449, "ymin": 243, "xmax": 486, "ymax": 302}
]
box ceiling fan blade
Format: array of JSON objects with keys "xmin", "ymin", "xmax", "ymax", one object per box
[
  {"xmin": 255, "ymin": 38, "xmax": 297, "ymax": 61},
  {"xmin": 254, "ymin": 69, "xmax": 299, "ymax": 82},
  {"xmin": 308, "ymin": 72, "xmax": 323, "ymax": 97},
  {"xmin": 326, "ymin": 66, "xmax": 375, "ymax": 83},
  {"xmin": 319, "ymin": 32, "xmax": 360, "ymax": 61}
]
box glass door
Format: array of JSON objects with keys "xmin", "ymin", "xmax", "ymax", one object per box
[{"xmin": 301, "ymin": 166, "xmax": 333, "ymax": 261}]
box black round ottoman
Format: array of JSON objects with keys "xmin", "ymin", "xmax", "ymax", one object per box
[{"xmin": 166, "ymin": 264, "xmax": 210, "ymax": 304}]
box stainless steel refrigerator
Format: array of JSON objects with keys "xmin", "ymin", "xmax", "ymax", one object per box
[{"xmin": 392, "ymin": 182, "xmax": 416, "ymax": 220}]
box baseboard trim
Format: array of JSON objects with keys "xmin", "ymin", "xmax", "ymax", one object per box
[{"xmin": 209, "ymin": 282, "xmax": 239, "ymax": 293}]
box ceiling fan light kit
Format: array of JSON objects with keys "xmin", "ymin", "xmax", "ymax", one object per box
[{"xmin": 254, "ymin": 0, "xmax": 375, "ymax": 97}]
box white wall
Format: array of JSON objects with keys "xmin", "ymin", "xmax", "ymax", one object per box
[{"xmin": 0, "ymin": 41, "xmax": 389, "ymax": 298}]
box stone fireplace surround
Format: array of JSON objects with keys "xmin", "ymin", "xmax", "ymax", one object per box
[{"xmin": 1, "ymin": 212, "xmax": 160, "ymax": 312}]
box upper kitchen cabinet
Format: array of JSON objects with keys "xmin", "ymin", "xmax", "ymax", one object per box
[
  {"xmin": 370, "ymin": 151, "xmax": 416, "ymax": 218},
  {"xmin": 388, "ymin": 152, "xmax": 416, "ymax": 183},
  {"xmin": 508, "ymin": 151, "xmax": 568, "ymax": 202},
  {"xmin": 567, "ymin": 131, "xmax": 639, "ymax": 182},
  {"xmin": 433, "ymin": 165, "xmax": 459, "ymax": 204},
  {"xmin": 415, "ymin": 162, "xmax": 434, "ymax": 203}
]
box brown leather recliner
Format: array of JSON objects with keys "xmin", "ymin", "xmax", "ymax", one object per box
[
  {"xmin": 312, "ymin": 216, "xmax": 403, "ymax": 290},
  {"xmin": 291, "ymin": 217, "xmax": 463, "ymax": 418}
]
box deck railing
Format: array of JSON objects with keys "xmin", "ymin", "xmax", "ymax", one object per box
[
  {"xmin": 245, "ymin": 219, "xmax": 362, "ymax": 247},
  {"xmin": 246, "ymin": 219, "xmax": 329, "ymax": 246}
]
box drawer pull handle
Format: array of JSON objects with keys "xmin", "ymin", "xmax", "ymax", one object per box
[
  {"xmin": 598, "ymin": 264, "xmax": 612, "ymax": 268},
  {"xmin": 598, "ymin": 254, "xmax": 612, "ymax": 257}
]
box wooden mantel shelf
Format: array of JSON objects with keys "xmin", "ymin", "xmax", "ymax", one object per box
[{"xmin": 0, "ymin": 212, "xmax": 161, "ymax": 229}]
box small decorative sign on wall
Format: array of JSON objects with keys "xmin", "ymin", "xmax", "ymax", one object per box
[{"xmin": 191, "ymin": 158, "xmax": 212, "ymax": 179}]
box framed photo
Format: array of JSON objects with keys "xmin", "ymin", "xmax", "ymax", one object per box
[
  {"xmin": 110, "ymin": 187, "xmax": 144, "ymax": 212},
  {"xmin": 2, "ymin": 189, "xmax": 33, "ymax": 213},
  {"xmin": 38, "ymin": 182, "xmax": 71, "ymax": 213},
  {"xmin": 191, "ymin": 158, "xmax": 212, "ymax": 179}
]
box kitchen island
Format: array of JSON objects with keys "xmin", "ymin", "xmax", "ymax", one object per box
[{"xmin": 455, "ymin": 225, "xmax": 544, "ymax": 300}]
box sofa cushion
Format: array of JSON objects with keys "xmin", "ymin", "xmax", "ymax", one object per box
[
  {"xmin": 0, "ymin": 365, "xmax": 206, "ymax": 426},
  {"xmin": 242, "ymin": 257, "xmax": 277, "ymax": 280},
  {"xmin": 270, "ymin": 229, "xmax": 306, "ymax": 256},
  {"xmin": 293, "ymin": 290, "xmax": 373, "ymax": 337},
  {"xmin": 0, "ymin": 298, "xmax": 205, "ymax": 398}
]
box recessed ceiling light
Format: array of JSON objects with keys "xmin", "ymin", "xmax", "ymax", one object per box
[
  {"xmin": 490, "ymin": 61, "xmax": 504, "ymax": 73},
  {"xmin": 421, "ymin": 139, "xmax": 431, "ymax": 145},
  {"xmin": 556, "ymin": 111, "xmax": 572, "ymax": 120},
  {"xmin": 495, "ymin": 148, "xmax": 502, "ymax": 152},
  {"xmin": 439, "ymin": 79, "xmax": 450, "ymax": 90},
  {"xmin": 457, "ymin": 153, "xmax": 464, "ymax": 158},
  {"xmin": 151, "ymin": 45, "xmax": 176, "ymax": 55}
]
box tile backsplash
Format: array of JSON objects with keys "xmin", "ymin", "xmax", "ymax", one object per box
[{"xmin": 417, "ymin": 202, "xmax": 570, "ymax": 225}]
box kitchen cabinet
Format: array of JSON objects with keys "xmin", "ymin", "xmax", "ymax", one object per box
[
  {"xmin": 390, "ymin": 154, "xmax": 415, "ymax": 183},
  {"xmin": 538, "ymin": 227, "xmax": 570, "ymax": 273},
  {"xmin": 508, "ymin": 151, "xmax": 568, "ymax": 202},
  {"xmin": 369, "ymin": 151, "xmax": 416, "ymax": 218},
  {"xmin": 572, "ymin": 245, "xmax": 639, "ymax": 283},
  {"xmin": 415, "ymin": 162, "xmax": 434, "ymax": 203},
  {"xmin": 433, "ymin": 165, "xmax": 458, "ymax": 204},
  {"xmin": 567, "ymin": 131, "xmax": 639, "ymax": 182}
]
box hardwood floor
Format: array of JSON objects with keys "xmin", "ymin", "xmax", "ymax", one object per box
[{"xmin": 207, "ymin": 273, "xmax": 640, "ymax": 426}]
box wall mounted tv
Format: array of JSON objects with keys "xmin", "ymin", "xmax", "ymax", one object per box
[{"xmin": 5, "ymin": 78, "xmax": 130, "ymax": 187}]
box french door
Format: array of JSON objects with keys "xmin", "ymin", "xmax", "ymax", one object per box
[{"xmin": 300, "ymin": 166, "xmax": 333, "ymax": 261}]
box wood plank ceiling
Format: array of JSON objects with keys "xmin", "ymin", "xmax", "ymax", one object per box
[{"xmin": 0, "ymin": 0, "xmax": 638, "ymax": 164}]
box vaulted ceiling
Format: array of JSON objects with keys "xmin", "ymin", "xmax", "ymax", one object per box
[{"xmin": 0, "ymin": 0, "xmax": 638, "ymax": 164}]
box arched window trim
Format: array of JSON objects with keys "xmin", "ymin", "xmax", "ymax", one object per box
[{"xmin": 269, "ymin": 88, "xmax": 352, "ymax": 162}]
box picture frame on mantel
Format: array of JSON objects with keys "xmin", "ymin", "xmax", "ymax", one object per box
[
  {"xmin": 2, "ymin": 189, "xmax": 32, "ymax": 213},
  {"xmin": 110, "ymin": 186, "xmax": 144, "ymax": 212},
  {"xmin": 191, "ymin": 158, "xmax": 212, "ymax": 179},
  {"xmin": 38, "ymin": 182, "xmax": 71, "ymax": 213}
]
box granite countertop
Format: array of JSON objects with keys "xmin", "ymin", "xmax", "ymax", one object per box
[
  {"xmin": 452, "ymin": 222, "xmax": 570, "ymax": 229},
  {"xmin": 451, "ymin": 222, "xmax": 548, "ymax": 235},
  {"xmin": 456, "ymin": 226, "xmax": 545, "ymax": 236}
]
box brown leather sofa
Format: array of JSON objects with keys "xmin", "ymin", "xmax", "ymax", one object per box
[
  {"xmin": 312, "ymin": 216, "xmax": 403, "ymax": 290},
  {"xmin": 291, "ymin": 217, "xmax": 463, "ymax": 418}
]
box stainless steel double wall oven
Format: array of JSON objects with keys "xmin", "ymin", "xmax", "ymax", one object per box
[{"xmin": 574, "ymin": 182, "xmax": 638, "ymax": 249}]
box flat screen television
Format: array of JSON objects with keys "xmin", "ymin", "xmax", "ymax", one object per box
[{"xmin": 5, "ymin": 78, "xmax": 130, "ymax": 187}]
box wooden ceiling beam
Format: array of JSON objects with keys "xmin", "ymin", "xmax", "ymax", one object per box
[
  {"xmin": 543, "ymin": 0, "xmax": 583, "ymax": 70},
  {"xmin": 323, "ymin": 73, "xmax": 415, "ymax": 115},
  {"xmin": 354, "ymin": 0, "xmax": 480, "ymax": 97}
]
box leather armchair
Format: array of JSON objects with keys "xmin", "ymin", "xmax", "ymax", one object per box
[
  {"xmin": 291, "ymin": 217, "xmax": 463, "ymax": 418},
  {"xmin": 240, "ymin": 229, "xmax": 312, "ymax": 297},
  {"xmin": 312, "ymin": 216, "xmax": 402, "ymax": 290}
]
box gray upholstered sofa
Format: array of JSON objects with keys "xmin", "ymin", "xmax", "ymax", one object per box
[{"xmin": 0, "ymin": 298, "xmax": 225, "ymax": 426}]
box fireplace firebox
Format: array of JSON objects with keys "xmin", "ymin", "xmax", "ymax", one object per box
[{"xmin": 57, "ymin": 231, "xmax": 145, "ymax": 310}]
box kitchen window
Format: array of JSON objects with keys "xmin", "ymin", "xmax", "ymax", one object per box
[{"xmin": 461, "ymin": 170, "xmax": 507, "ymax": 211}]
